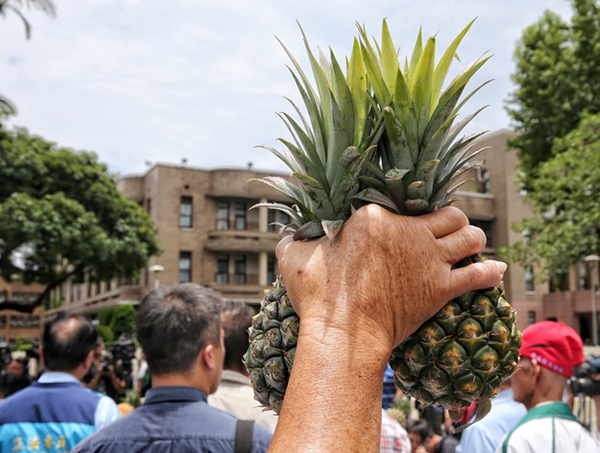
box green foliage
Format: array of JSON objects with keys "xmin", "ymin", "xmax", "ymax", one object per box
[
  {"xmin": 13, "ymin": 335, "xmax": 35, "ymax": 352},
  {"xmin": 507, "ymin": 1, "xmax": 600, "ymax": 183},
  {"xmin": 500, "ymin": 113, "xmax": 600, "ymax": 277},
  {"xmin": 95, "ymin": 324, "xmax": 115, "ymax": 345},
  {"xmin": 0, "ymin": 124, "xmax": 162, "ymax": 307},
  {"xmin": 121, "ymin": 389, "xmax": 142, "ymax": 408},
  {"xmin": 97, "ymin": 305, "xmax": 135, "ymax": 341}
]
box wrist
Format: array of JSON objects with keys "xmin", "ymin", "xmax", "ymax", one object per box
[{"xmin": 299, "ymin": 317, "xmax": 392, "ymax": 366}]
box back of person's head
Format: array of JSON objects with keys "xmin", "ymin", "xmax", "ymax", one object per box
[
  {"xmin": 221, "ymin": 301, "xmax": 255, "ymax": 371},
  {"xmin": 42, "ymin": 313, "xmax": 97, "ymax": 372},
  {"xmin": 407, "ymin": 418, "xmax": 431, "ymax": 441},
  {"xmin": 135, "ymin": 283, "xmax": 222, "ymax": 376}
]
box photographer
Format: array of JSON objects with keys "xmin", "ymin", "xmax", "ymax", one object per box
[{"xmin": 82, "ymin": 340, "xmax": 125, "ymax": 403}]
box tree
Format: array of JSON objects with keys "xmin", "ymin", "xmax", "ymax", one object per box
[
  {"xmin": 0, "ymin": 123, "xmax": 162, "ymax": 312},
  {"xmin": 500, "ymin": 113, "xmax": 600, "ymax": 279},
  {"xmin": 506, "ymin": 0, "xmax": 600, "ymax": 184},
  {"xmin": 0, "ymin": 0, "xmax": 56, "ymax": 39},
  {"xmin": 98, "ymin": 305, "xmax": 135, "ymax": 341}
]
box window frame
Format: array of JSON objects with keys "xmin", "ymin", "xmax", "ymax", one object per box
[
  {"xmin": 179, "ymin": 251, "xmax": 192, "ymax": 283},
  {"xmin": 179, "ymin": 196, "xmax": 193, "ymax": 228}
]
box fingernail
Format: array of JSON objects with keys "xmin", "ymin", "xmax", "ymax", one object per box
[{"xmin": 496, "ymin": 261, "xmax": 508, "ymax": 275}]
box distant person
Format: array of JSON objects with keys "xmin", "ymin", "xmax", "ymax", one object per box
[
  {"xmin": 82, "ymin": 339, "xmax": 126, "ymax": 403},
  {"xmin": 0, "ymin": 356, "xmax": 31, "ymax": 398},
  {"xmin": 498, "ymin": 321, "xmax": 600, "ymax": 452},
  {"xmin": 0, "ymin": 313, "xmax": 121, "ymax": 452},
  {"xmin": 407, "ymin": 419, "xmax": 458, "ymax": 453},
  {"xmin": 209, "ymin": 301, "xmax": 278, "ymax": 433},
  {"xmin": 381, "ymin": 409, "xmax": 411, "ymax": 453},
  {"xmin": 457, "ymin": 380, "xmax": 526, "ymax": 453},
  {"xmin": 382, "ymin": 364, "xmax": 396, "ymax": 410},
  {"xmin": 72, "ymin": 284, "xmax": 271, "ymax": 453}
]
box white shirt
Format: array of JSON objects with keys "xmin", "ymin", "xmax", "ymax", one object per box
[
  {"xmin": 208, "ymin": 369, "xmax": 278, "ymax": 433},
  {"xmin": 496, "ymin": 401, "xmax": 600, "ymax": 453}
]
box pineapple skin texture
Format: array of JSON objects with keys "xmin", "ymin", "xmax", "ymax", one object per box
[
  {"xmin": 244, "ymin": 278, "xmax": 521, "ymax": 414},
  {"xmin": 390, "ymin": 283, "xmax": 522, "ymax": 410},
  {"xmin": 243, "ymin": 277, "xmax": 297, "ymax": 414}
]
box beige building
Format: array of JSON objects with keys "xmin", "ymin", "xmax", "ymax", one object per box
[
  {"xmin": 40, "ymin": 130, "xmax": 599, "ymax": 341},
  {"xmin": 0, "ymin": 280, "xmax": 43, "ymax": 343},
  {"xmin": 43, "ymin": 164, "xmax": 290, "ymax": 319}
]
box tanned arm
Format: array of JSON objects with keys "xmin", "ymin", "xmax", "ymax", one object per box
[{"xmin": 269, "ymin": 205, "xmax": 506, "ymax": 453}]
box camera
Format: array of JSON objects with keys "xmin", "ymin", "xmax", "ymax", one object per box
[
  {"xmin": 102, "ymin": 363, "xmax": 111, "ymax": 373},
  {"xmin": 569, "ymin": 362, "xmax": 600, "ymax": 396}
]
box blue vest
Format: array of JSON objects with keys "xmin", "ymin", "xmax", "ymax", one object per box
[{"xmin": 0, "ymin": 380, "xmax": 101, "ymax": 453}]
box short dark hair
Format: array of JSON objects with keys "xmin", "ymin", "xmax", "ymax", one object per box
[
  {"xmin": 43, "ymin": 313, "xmax": 97, "ymax": 372},
  {"xmin": 221, "ymin": 301, "xmax": 256, "ymax": 370},
  {"xmin": 135, "ymin": 283, "xmax": 222, "ymax": 376},
  {"xmin": 407, "ymin": 419, "xmax": 431, "ymax": 440}
]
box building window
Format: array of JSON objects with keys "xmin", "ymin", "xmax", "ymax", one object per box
[
  {"xmin": 217, "ymin": 202, "xmax": 230, "ymax": 230},
  {"xmin": 11, "ymin": 292, "xmax": 39, "ymax": 304},
  {"xmin": 579, "ymin": 262, "xmax": 590, "ymax": 290},
  {"xmin": 10, "ymin": 315, "xmax": 40, "ymax": 328},
  {"xmin": 216, "ymin": 255, "xmax": 229, "ymax": 283},
  {"xmin": 470, "ymin": 220, "xmax": 493, "ymax": 248},
  {"xmin": 527, "ymin": 311, "xmax": 536, "ymax": 326},
  {"xmin": 0, "ymin": 316, "xmax": 5, "ymax": 328},
  {"xmin": 146, "ymin": 198, "xmax": 152, "ymax": 216},
  {"xmin": 525, "ymin": 266, "xmax": 535, "ymax": 292},
  {"xmin": 267, "ymin": 255, "xmax": 277, "ymax": 284},
  {"xmin": 179, "ymin": 252, "xmax": 192, "ymax": 283},
  {"xmin": 180, "ymin": 196, "xmax": 193, "ymax": 228},
  {"xmin": 234, "ymin": 256, "xmax": 246, "ymax": 285},
  {"xmin": 235, "ymin": 203, "xmax": 247, "ymax": 230}
]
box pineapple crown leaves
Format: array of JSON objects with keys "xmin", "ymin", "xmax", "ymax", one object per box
[
  {"xmin": 253, "ymin": 23, "xmax": 384, "ymax": 240},
  {"xmin": 355, "ymin": 18, "xmax": 494, "ymax": 216}
]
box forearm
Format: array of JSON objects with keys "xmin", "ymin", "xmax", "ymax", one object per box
[
  {"xmin": 87, "ymin": 372, "xmax": 101, "ymax": 391},
  {"xmin": 270, "ymin": 319, "xmax": 391, "ymax": 453}
]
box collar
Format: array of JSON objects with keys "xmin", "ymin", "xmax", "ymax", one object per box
[
  {"xmin": 219, "ymin": 369, "xmax": 251, "ymax": 386},
  {"xmin": 143, "ymin": 386, "xmax": 208, "ymax": 405},
  {"xmin": 38, "ymin": 372, "xmax": 81, "ymax": 385}
]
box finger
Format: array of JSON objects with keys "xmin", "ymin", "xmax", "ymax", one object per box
[
  {"xmin": 437, "ymin": 225, "xmax": 487, "ymax": 264},
  {"xmin": 419, "ymin": 206, "xmax": 469, "ymax": 239},
  {"xmin": 447, "ymin": 260, "xmax": 507, "ymax": 300}
]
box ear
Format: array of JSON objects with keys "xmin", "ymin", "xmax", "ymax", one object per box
[
  {"xmin": 531, "ymin": 359, "xmax": 542, "ymax": 380},
  {"xmin": 84, "ymin": 349, "xmax": 95, "ymax": 372},
  {"xmin": 200, "ymin": 342, "xmax": 217, "ymax": 371}
]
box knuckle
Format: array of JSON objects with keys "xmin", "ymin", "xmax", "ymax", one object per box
[{"xmin": 464, "ymin": 225, "xmax": 487, "ymax": 250}]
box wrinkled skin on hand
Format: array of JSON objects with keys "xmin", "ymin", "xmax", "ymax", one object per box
[
  {"xmin": 276, "ymin": 204, "xmax": 507, "ymax": 351},
  {"xmin": 270, "ymin": 204, "xmax": 506, "ymax": 453}
]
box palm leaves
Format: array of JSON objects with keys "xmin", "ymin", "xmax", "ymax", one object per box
[{"xmin": 0, "ymin": 0, "xmax": 56, "ymax": 39}]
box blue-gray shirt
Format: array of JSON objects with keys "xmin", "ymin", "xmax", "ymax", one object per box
[{"xmin": 72, "ymin": 386, "xmax": 272, "ymax": 453}]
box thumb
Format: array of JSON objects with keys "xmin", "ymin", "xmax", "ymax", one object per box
[{"xmin": 447, "ymin": 260, "xmax": 507, "ymax": 301}]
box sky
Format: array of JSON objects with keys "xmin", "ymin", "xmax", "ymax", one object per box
[{"xmin": 0, "ymin": 0, "xmax": 573, "ymax": 177}]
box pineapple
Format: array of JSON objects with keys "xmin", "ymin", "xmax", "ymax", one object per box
[
  {"xmin": 243, "ymin": 28, "xmax": 383, "ymax": 413},
  {"xmin": 244, "ymin": 20, "xmax": 521, "ymax": 416}
]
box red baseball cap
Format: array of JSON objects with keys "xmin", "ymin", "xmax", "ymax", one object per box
[{"xmin": 520, "ymin": 321, "xmax": 584, "ymax": 378}]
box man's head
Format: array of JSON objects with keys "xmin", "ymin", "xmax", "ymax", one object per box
[
  {"xmin": 41, "ymin": 313, "xmax": 98, "ymax": 376},
  {"xmin": 512, "ymin": 321, "xmax": 584, "ymax": 409},
  {"xmin": 221, "ymin": 301, "xmax": 255, "ymax": 374},
  {"xmin": 7, "ymin": 358, "xmax": 28, "ymax": 379},
  {"xmin": 92, "ymin": 339, "xmax": 105, "ymax": 362},
  {"xmin": 407, "ymin": 419, "xmax": 430, "ymax": 453},
  {"xmin": 135, "ymin": 283, "xmax": 224, "ymax": 394}
]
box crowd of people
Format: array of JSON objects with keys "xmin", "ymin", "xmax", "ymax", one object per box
[{"xmin": 0, "ymin": 205, "xmax": 599, "ymax": 452}]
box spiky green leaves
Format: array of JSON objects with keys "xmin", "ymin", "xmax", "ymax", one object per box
[
  {"xmin": 254, "ymin": 25, "xmax": 383, "ymax": 239},
  {"xmin": 353, "ymin": 19, "xmax": 492, "ymax": 216}
]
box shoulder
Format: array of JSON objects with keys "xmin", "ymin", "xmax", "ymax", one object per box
[
  {"xmin": 502, "ymin": 418, "xmax": 552, "ymax": 453},
  {"xmin": 252, "ymin": 422, "xmax": 273, "ymax": 451}
]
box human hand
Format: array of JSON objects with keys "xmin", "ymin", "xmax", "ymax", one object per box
[{"xmin": 276, "ymin": 204, "xmax": 506, "ymax": 354}]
